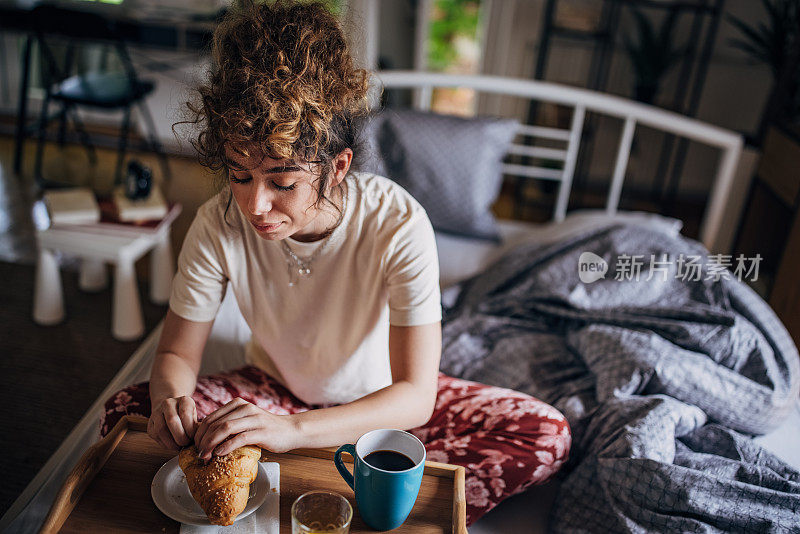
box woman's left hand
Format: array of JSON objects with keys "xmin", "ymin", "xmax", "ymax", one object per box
[{"xmin": 194, "ymin": 397, "xmax": 300, "ymax": 459}]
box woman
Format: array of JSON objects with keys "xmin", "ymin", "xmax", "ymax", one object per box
[{"xmin": 103, "ymin": 1, "xmax": 570, "ymax": 524}]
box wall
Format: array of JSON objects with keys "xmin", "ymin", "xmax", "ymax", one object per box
[
  {"xmin": 479, "ymin": 0, "xmax": 772, "ymax": 199},
  {"xmin": 378, "ymin": 0, "xmax": 416, "ymax": 70}
]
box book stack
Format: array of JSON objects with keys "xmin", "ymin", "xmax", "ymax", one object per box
[
  {"xmin": 43, "ymin": 188, "xmax": 101, "ymax": 226},
  {"xmin": 112, "ymin": 186, "xmax": 168, "ymax": 223}
]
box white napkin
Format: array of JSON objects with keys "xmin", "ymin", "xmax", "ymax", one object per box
[{"xmin": 180, "ymin": 462, "xmax": 280, "ymax": 534}]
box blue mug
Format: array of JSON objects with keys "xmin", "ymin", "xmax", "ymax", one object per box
[{"xmin": 334, "ymin": 429, "xmax": 426, "ymax": 531}]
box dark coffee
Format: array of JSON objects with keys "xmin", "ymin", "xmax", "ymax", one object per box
[{"xmin": 364, "ymin": 450, "xmax": 416, "ymax": 471}]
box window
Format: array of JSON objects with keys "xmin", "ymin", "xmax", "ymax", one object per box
[{"xmin": 425, "ymin": 0, "xmax": 485, "ymax": 116}]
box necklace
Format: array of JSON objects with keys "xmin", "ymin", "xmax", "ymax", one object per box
[{"xmin": 281, "ymin": 188, "xmax": 347, "ymax": 286}]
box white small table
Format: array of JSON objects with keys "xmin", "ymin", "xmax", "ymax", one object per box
[{"xmin": 33, "ymin": 204, "xmax": 182, "ymax": 341}]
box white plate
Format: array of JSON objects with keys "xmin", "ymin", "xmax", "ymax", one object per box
[{"xmin": 151, "ymin": 456, "xmax": 270, "ymax": 526}]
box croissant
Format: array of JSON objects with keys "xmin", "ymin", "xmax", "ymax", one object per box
[{"xmin": 178, "ymin": 444, "xmax": 262, "ymax": 526}]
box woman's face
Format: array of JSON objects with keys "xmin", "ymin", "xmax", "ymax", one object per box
[{"xmin": 225, "ymin": 145, "xmax": 350, "ymax": 242}]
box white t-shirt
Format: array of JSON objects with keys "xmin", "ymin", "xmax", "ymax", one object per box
[{"xmin": 169, "ymin": 172, "xmax": 442, "ymax": 405}]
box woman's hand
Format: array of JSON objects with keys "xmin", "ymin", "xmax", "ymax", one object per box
[
  {"xmin": 148, "ymin": 396, "xmax": 198, "ymax": 450},
  {"xmin": 194, "ymin": 398, "xmax": 300, "ymax": 459}
]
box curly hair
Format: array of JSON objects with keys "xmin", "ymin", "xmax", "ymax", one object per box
[{"xmin": 181, "ymin": 0, "xmax": 370, "ymax": 201}]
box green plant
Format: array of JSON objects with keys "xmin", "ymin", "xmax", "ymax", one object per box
[
  {"xmin": 727, "ymin": 0, "xmax": 800, "ymax": 121},
  {"xmin": 623, "ymin": 7, "xmax": 685, "ymax": 104},
  {"xmin": 427, "ymin": 0, "xmax": 481, "ymax": 71},
  {"xmin": 728, "ymin": 0, "xmax": 799, "ymax": 78}
]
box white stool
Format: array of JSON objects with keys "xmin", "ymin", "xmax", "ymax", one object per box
[{"xmin": 33, "ymin": 205, "xmax": 181, "ymax": 341}]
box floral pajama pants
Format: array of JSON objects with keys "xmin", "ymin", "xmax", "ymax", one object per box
[{"xmin": 101, "ymin": 366, "xmax": 571, "ymax": 525}]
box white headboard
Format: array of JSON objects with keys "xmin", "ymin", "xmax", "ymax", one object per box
[{"xmin": 370, "ymin": 70, "xmax": 743, "ymax": 253}]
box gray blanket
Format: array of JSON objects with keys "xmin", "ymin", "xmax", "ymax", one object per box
[{"xmin": 440, "ymin": 225, "xmax": 800, "ymax": 533}]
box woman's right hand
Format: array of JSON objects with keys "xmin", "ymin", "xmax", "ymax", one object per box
[{"xmin": 148, "ymin": 396, "xmax": 198, "ymax": 450}]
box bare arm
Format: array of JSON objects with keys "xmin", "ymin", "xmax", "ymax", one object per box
[
  {"xmin": 194, "ymin": 322, "xmax": 442, "ymax": 457},
  {"xmin": 151, "ymin": 309, "xmax": 212, "ymax": 404},
  {"xmin": 148, "ymin": 309, "xmax": 214, "ymax": 450}
]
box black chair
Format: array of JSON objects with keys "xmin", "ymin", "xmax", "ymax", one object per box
[{"xmin": 29, "ymin": 4, "xmax": 170, "ymax": 190}]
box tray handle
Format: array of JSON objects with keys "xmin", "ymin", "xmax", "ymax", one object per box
[{"xmin": 38, "ymin": 416, "xmax": 140, "ymax": 533}]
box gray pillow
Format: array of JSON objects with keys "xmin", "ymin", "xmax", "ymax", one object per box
[{"xmin": 360, "ymin": 109, "xmax": 518, "ymax": 241}]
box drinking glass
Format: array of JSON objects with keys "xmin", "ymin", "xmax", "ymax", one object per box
[{"xmin": 291, "ymin": 491, "xmax": 353, "ymax": 534}]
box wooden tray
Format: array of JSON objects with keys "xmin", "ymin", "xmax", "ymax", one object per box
[{"xmin": 40, "ymin": 416, "xmax": 467, "ymax": 533}]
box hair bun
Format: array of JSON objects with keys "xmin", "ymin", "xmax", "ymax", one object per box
[{"xmin": 181, "ymin": 0, "xmax": 369, "ymax": 169}]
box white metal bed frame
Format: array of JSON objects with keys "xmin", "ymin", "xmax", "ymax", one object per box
[{"xmin": 372, "ymin": 71, "xmax": 743, "ymax": 253}]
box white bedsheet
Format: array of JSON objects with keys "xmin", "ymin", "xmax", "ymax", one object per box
[
  {"xmin": 2, "ymin": 211, "xmax": 797, "ymax": 534},
  {"xmin": 437, "ymin": 210, "xmax": 684, "ymax": 289}
]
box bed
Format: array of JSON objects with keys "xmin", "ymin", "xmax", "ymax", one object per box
[{"xmin": 2, "ymin": 71, "xmax": 799, "ymax": 533}]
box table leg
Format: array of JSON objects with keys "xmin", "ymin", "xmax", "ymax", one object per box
[
  {"xmin": 112, "ymin": 259, "xmax": 144, "ymax": 341},
  {"xmin": 149, "ymin": 232, "xmax": 173, "ymax": 304},
  {"xmin": 33, "ymin": 248, "xmax": 65, "ymax": 325},
  {"xmin": 79, "ymin": 259, "xmax": 108, "ymax": 292},
  {"xmin": 13, "ymin": 35, "xmax": 33, "ymax": 177}
]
